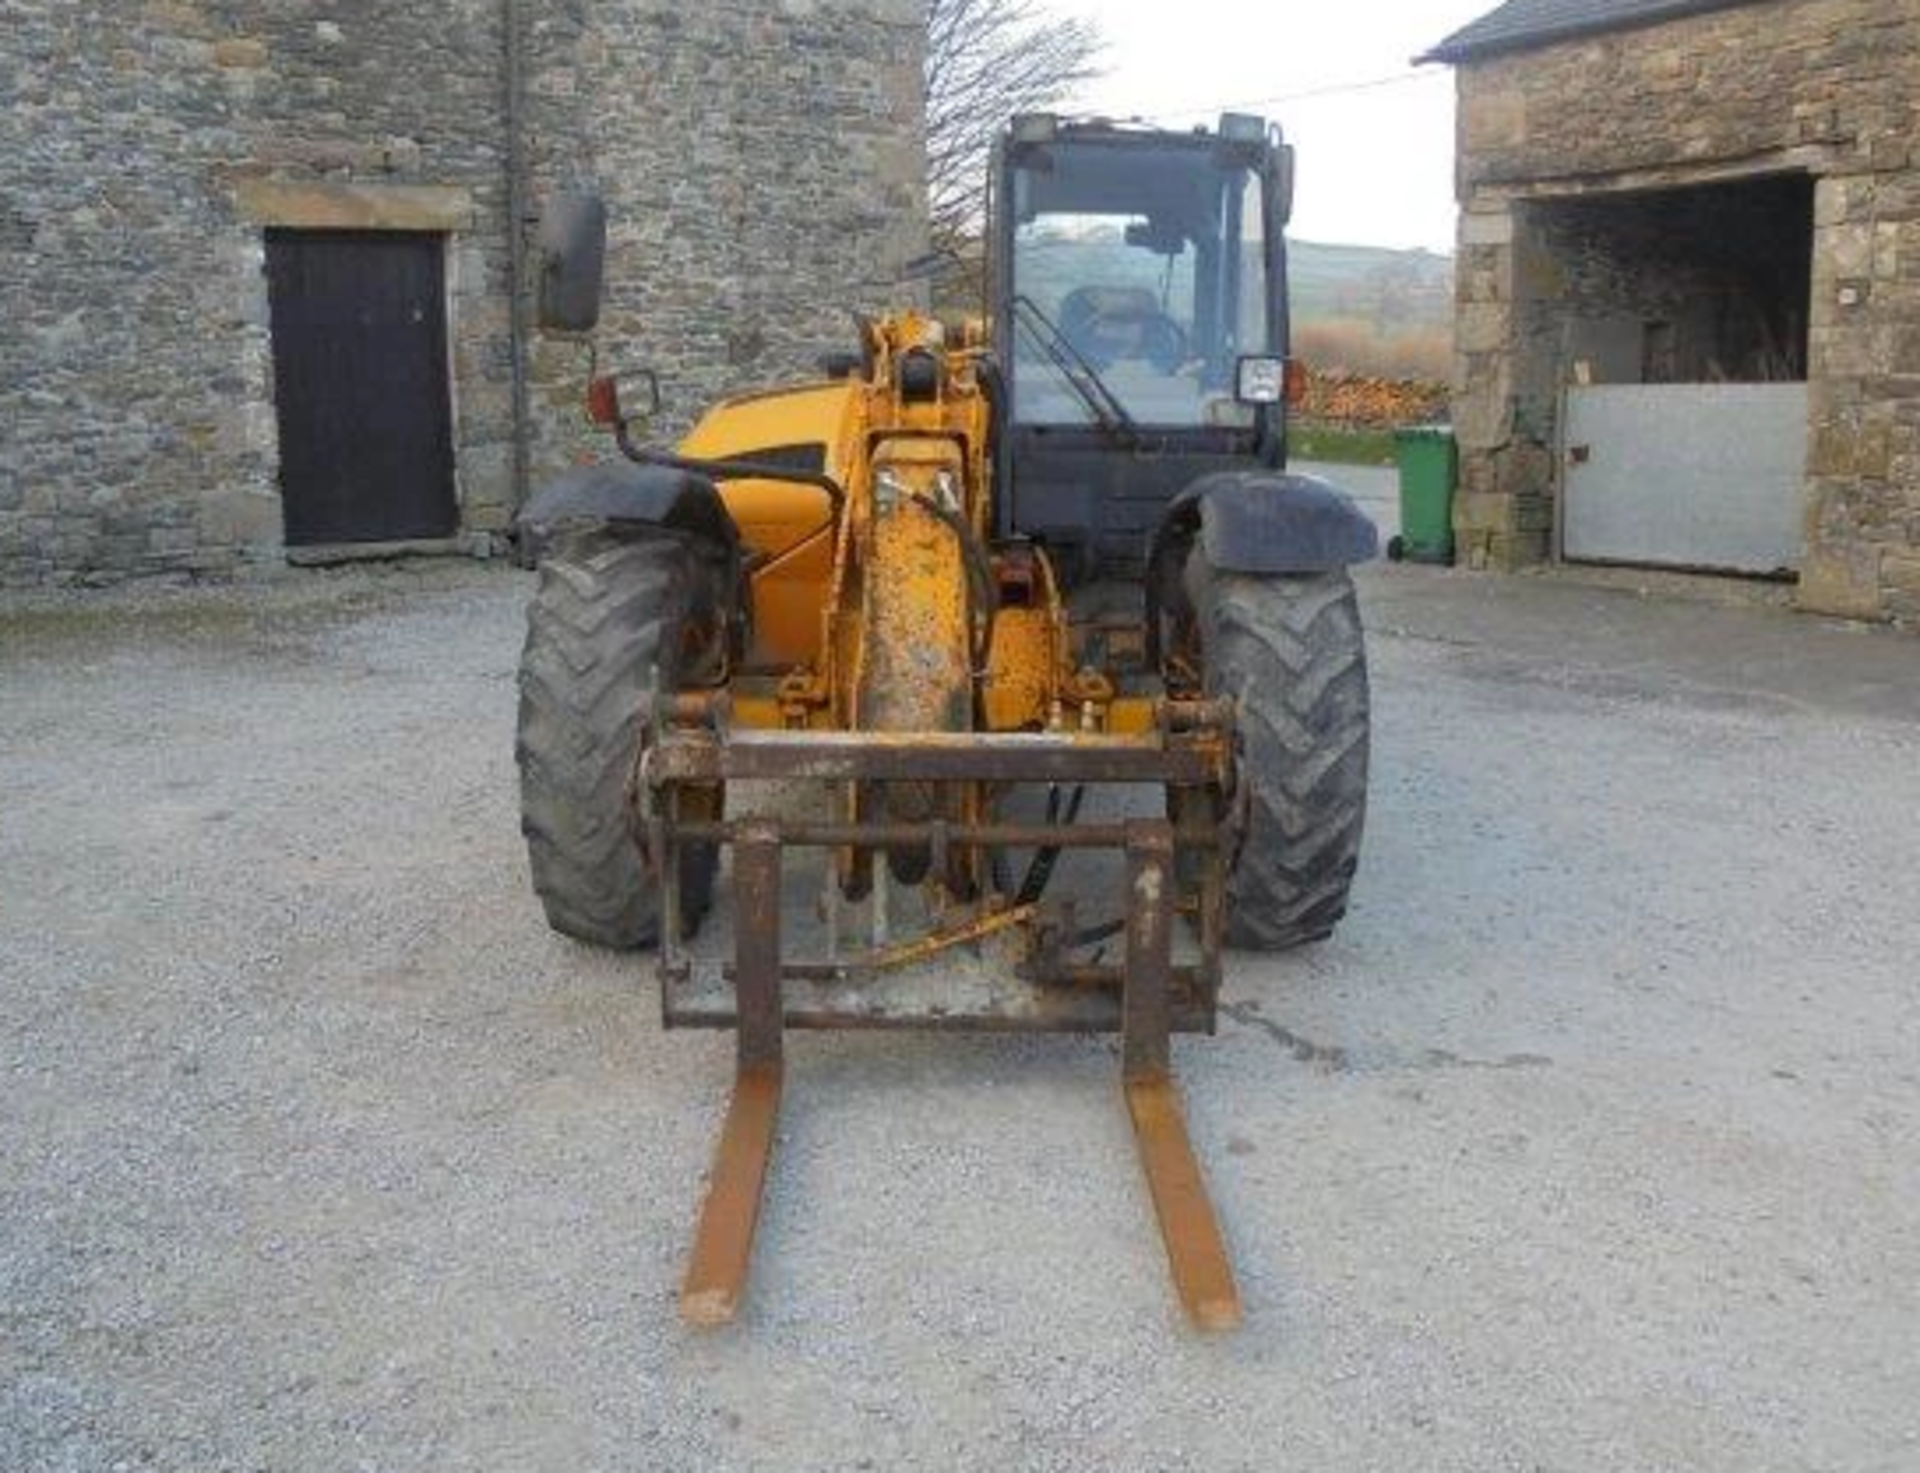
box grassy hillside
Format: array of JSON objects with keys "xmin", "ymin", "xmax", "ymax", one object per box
[
  {"xmin": 1288, "ymin": 240, "xmax": 1454, "ymax": 380},
  {"xmin": 1287, "ymin": 239, "xmax": 1453, "ymax": 332}
]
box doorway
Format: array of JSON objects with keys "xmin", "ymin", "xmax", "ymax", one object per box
[
  {"xmin": 1518, "ymin": 174, "xmax": 1814, "ymax": 574},
  {"xmin": 265, "ymin": 230, "xmax": 457, "ymax": 546}
]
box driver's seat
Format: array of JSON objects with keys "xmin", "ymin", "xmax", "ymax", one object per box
[{"xmin": 1058, "ymin": 285, "xmax": 1158, "ymax": 368}]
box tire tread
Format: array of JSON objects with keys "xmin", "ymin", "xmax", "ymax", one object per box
[
  {"xmin": 516, "ymin": 532, "xmax": 709, "ymax": 949},
  {"xmin": 1191, "ymin": 557, "xmax": 1371, "ymax": 951}
]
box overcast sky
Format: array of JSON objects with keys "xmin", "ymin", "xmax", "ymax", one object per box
[{"xmin": 1050, "ymin": 0, "xmax": 1497, "ymax": 254}]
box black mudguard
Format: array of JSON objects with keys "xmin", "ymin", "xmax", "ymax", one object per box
[
  {"xmin": 1143, "ymin": 470, "xmax": 1378, "ymax": 669},
  {"xmin": 515, "ymin": 461, "xmax": 739, "ymax": 553},
  {"xmin": 513, "ymin": 462, "xmax": 747, "ymax": 657},
  {"xmin": 1152, "ymin": 469, "xmax": 1379, "ymax": 576}
]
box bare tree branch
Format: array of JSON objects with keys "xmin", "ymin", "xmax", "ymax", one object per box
[{"xmin": 925, "ymin": 0, "xmax": 1104, "ymax": 251}]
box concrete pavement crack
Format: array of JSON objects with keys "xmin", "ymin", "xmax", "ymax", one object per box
[{"xmin": 1220, "ymin": 1002, "xmax": 1552, "ymax": 1074}]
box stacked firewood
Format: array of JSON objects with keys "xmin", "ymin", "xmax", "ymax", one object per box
[{"xmin": 1297, "ymin": 368, "xmax": 1449, "ymax": 428}]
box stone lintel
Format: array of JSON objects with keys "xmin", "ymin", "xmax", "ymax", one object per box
[
  {"xmin": 235, "ymin": 179, "xmax": 476, "ymax": 232},
  {"xmin": 1485, "ymin": 145, "xmax": 1842, "ymax": 205}
]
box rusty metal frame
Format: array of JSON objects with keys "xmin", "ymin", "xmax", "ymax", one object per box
[
  {"xmin": 647, "ymin": 723, "xmax": 1231, "ymax": 1028},
  {"xmin": 655, "ymin": 712, "xmax": 1242, "ymax": 1330},
  {"xmin": 645, "ymin": 724, "xmax": 1229, "ymax": 786}
]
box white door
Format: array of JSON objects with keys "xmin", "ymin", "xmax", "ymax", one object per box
[{"xmin": 1562, "ymin": 383, "xmax": 1807, "ymax": 574}]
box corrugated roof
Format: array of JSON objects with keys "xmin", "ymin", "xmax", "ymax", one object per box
[{"xmin": 1420, "ymin": 0, "xmax": 1774, "ymax": 64}]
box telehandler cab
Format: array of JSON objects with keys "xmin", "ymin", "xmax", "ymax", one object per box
[{"xmin": 516, "ymin": 114, "xmax": 1376, "ymax": 1330}]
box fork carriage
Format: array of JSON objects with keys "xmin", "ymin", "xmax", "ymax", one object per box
[{"xmin": 639, "ymin": 694, "xmax": 1245, "ymax": 1330}]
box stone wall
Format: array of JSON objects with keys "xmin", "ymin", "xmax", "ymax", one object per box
[
  {"xmin": 0, "ymin": 0, "xmax": 926, "ymax": 586},
  {"xmin": 522, "ymin": 1, "xmax": 927, "ymax": 475},
  {"xmin": 1447, "ymin": 0, "xmax": 1920, "ymax": 621}
]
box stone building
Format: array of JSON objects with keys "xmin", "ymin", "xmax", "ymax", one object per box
[
  {"xmin": 0, "ymin": 1, "xmax": 925, "ymax": 585},
  {"xmin": 1426, "ymin": 0, "xmax": 1920, "ymax": 623}
]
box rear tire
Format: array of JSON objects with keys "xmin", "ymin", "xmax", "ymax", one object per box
[
  {"xmin": 516, "ymin": 528, "xmax": 716, "ymax": 949},
  {"xmin": 1187, "ymin": 554, "xmax": 1370, "ymax": 951}
]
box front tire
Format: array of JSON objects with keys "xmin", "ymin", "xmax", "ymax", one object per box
[
  {"xmin": 516, "ymin": 529, "xmax": 716, "ymax": 949},
  {"xmin": 1188, "ymin": 554, "xmax": 1371, "ymax": 951}
]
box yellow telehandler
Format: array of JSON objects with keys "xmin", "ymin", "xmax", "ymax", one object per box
[{"xmin": 516, "ymin": 114, "xmax": 1375, "ymax": 1330}]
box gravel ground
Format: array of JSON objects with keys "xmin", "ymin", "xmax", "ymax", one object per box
[{"xmin": 3, "ymin": 556, "xmax": 1918, "ymax": 1472}]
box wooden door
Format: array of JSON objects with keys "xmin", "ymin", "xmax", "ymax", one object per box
[{"xmin": 266, "ymin": 231, "xmax": 457, "ymax": 546}]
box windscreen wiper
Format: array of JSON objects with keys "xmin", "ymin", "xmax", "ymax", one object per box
[{"xmin": 1011, "ymin": 294, "xmax": 1140, "ymax": 444}]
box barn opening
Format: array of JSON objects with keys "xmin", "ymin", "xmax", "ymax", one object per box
[{"xmin": 1518, "ymin": 173, "xmax": 1816, "ymax": 575}]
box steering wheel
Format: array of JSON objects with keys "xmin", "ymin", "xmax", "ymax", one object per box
[
  {"xmin": 1131, "ymin": 312, "xmax": 1189, "ymax": 374},
  {"xmin": 1059, "ymin": 289, "xmax": 1189, "ymax": 374}
]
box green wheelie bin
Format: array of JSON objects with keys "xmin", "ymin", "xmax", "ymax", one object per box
[{"xmin": 1388, "ymin": 425, "xmax": 1456, "ymax": 565}]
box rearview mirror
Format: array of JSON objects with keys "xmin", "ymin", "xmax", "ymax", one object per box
[
  {"xmin": 1124, "ymin": 219, "xmax": 1186, "ymax": 256},
  {"xmin": 535, "ymin": 193, "xmax": 608, "ymax": 332}
]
